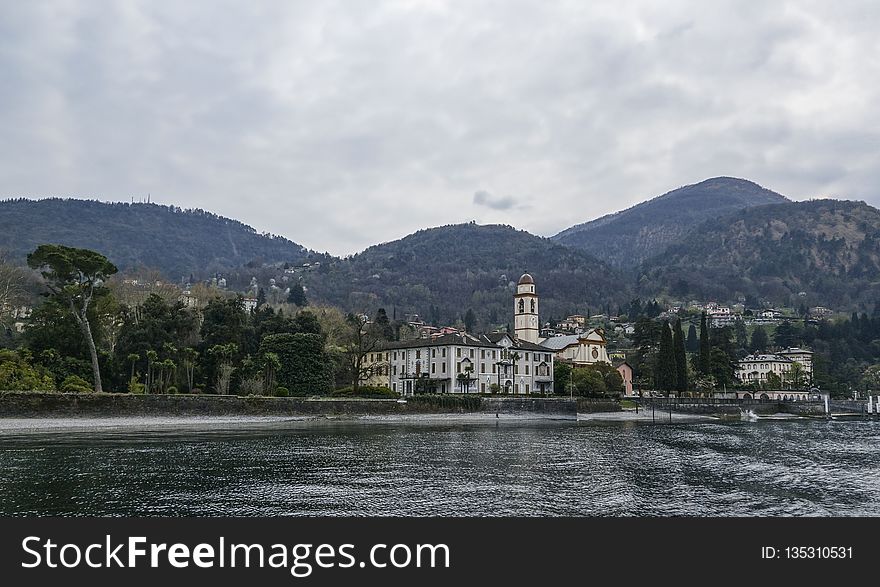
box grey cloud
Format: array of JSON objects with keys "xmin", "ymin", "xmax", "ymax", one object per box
[
  {"xmin": 1, "ymin": 1, "xmax": 879, "ymax": 255},
  {"xmin": 473, "ymin": 190, "xmax": 521, "ymax": 211}
]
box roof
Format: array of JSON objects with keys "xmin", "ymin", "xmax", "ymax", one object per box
[
  {"xmin": 380, "ymin": 332, "xmax": 549, "ymax": 352},
  {"xmin": 539, "ymin": 329, "xmax": 606, "ymax": 350},
  {"xmin": 518, "ymin": 273, "xmax": 534, "ymax": 285},
  {"xmin": 739, "ymin": 354, "xmax": 793, "ymax": 364}
]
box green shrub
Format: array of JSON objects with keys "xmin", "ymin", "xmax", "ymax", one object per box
[
  {"xmin": 0, "ymin": 349, "xmax": 55, "ymax": 392},
  {"xmin": 166, "ymin": 386, "xmax": 178, "ymax": 394},
  {"xmin": 128, "ymin": 377, "xmax": 146, "ymax": 394},
  {"xmin": 275, "ymin": 386, "xmax": 289, "ymax": 397},
  {"xmin": 61, "ymin": 375, "xmax": 93, "ymax": 393},
  {"xmin": 332, "ymin": 385, "xmax": 399, "ymax": 399}
]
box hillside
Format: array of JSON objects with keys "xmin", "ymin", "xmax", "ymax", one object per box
[
  {"xmin": 302, "ymin": 223, "xmax": 630, "ymax": 328},
  {"xmin": 553, "ymin": 177, "xmax": 789, "ymax": 268},
  {"xmin": 637, "ymin": 199, "xmax": 880, "ymax": 309},
  {"xmin": 0, "ymin": 198, "xmax": 310, "ymax": 280}
]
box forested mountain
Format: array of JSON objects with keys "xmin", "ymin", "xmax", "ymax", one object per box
[
  {"xmin": 303, "ymin": 223, "xmax": 629, "ymax": 329},
  {"xmin": 0, "ymin": 198, "xmax": 310, "ymax": 280},
  {"xmin": 637, "ymin": 199, "xmax": 880, "ymax": 309},
  {"xmin": 553, "ymin": 177, "xmax": 789, "ymax": 268}
]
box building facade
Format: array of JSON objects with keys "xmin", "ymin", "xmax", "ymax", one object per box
[
  {"xmin": 735, "ymin": 348, "xmax": 814, "ymax": 386},
  {"xmin": 540, "ymin": 329, "xmax": 610, "ymax": 366},
  {"xmin": 376, "ymin": 332, "xmax": 554, "ymax": 396}
]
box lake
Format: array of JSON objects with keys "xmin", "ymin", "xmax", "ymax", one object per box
[{"xmin": 1, "ymin": 417, "xmax": 879, "ymax": 516}]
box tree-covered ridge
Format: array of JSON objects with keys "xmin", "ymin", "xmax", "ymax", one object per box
[
  {"xmin": 303, "ymin": 222, "xmax": 630, "ymax": 329},
  {"xmin": 638, "ymin": 199, "xmax": 880, "ymax": 308},
  {"xmin": 553, "ymin": 177, "xmax": 789, "ymax": 268},
  {"xmin": 0, "ymin": 198, "xmax": 311, "ymax": 279}
]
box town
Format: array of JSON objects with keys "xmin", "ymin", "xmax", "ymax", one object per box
[{"xmin": 1, "ymin": 243, "xmax": 872, "ymax": 403}]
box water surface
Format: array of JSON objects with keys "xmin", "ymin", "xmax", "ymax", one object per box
[{"xmin": 1, "ymin": 418, "xmax": 878, "ymax": 516}]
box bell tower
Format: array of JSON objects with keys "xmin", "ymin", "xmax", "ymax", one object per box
[{"xmin": 514, "ymin": 273, "xmax": 539, "ymax": 343}]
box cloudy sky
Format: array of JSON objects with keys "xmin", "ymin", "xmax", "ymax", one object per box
[{"xmin": 2, "ymin": 1, "xmax": 879, "ymax": 255}]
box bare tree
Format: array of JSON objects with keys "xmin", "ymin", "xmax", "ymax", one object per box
[{"xmin": 344, "ymin": 313, "xmax": 388, "ymax": 392}]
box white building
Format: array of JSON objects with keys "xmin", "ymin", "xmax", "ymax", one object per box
[
  {"xmin": 378, "ymin": 332, "xmax": 554, "ymax": 395},
  {"xmin": 736, "ymin": 348, "xmax": 813, "ymax": 386},
  {"xmin": 514, "ymin": 273, "xmax": 540, "ymax": 343}
]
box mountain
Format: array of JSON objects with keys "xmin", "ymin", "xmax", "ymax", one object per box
[
  {"xmin": 303, "ymin": 223, "xmax": 630, "ymax": 328},
  {"xmin": 0, "ymin": 198, "xmax": 310, "ymax": 280},
  {"xmin": 637, "ymin": 199, "xmax": 880, "ymax": 309},
  {"xmin": 553, "ymin": 177, "xmax": 789, "ymax": 269}
]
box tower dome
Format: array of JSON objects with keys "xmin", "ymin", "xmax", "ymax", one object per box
[{"xmin": 518, "ymin": 273, "xmax": 534, "ymax": 285}]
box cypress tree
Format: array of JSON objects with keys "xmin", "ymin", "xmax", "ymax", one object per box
[
  {"xmin": 699, "ymin": 312, "xmax": 711, "ymax": 376},
  {"xmin": 655, "ymin": 320, "xmax": 676, "ymax": 394},
  {"xmin": 686, "ymin": 323, "xmax": 699, "ymax": 353},
  {"xmin": 673, "ymin": 318, "xmax": 687, "ymax": 394}
]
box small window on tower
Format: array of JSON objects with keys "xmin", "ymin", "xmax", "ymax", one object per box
[
  {"xmin": 531, "ymin": 299, "xmax": 535, "ymax": 313},
  {"xmin": 518, "ymin": 299, "xmax": 524, "ymax": 313}
]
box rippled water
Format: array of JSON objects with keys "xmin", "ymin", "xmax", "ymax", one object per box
[{"xmin": 2, "ymin": 419, "xmax": 879, "ymax": 516}]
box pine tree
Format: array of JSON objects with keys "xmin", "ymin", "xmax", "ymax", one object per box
[
  {"xmin": 673, "ymin": 318, "xmax": 687, "ymax": 394},
  {"xmin": 750, "ymin": 326, "xmax": 769, "ymax": 352},
  {"xmin": 256, "ymin": 287, "xmax": 266, "ymax": 308},
  {"xmin": 655, "ymin": 320, "xmax": 676, "ymax": 394},
  {"xmin": 464, "ymin": 308, "xmax": 476, "ymax": 333},
  {"xmin": 286, "ymin": 283, "xmax": 308, "ymax": 306},
  {"xmin": 686, "ymin": 323, "xmax": 699, "ymax": 353},
  {"xmin": 699, "ymin": 312, "xmax": 711, "ymax": 376}
]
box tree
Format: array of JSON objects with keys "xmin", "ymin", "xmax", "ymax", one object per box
[
  {"xmin": 571, "ymin": 367, "xmax": 606, "ymax": 396},
  {"xmin": 374, "ymin": 308, "xmax": 394, "ymax": 340},
  {"xmin": 0, "ymin": 251, "xmax": 29, "ymax": 330},
  {"xmin": 287, "ymin": 283, "xmax": 308, "ymax": 306},
  {"xmin": 259, "ymin": 333, "xmax": 333, "ymax": 396},
  {"xmin": 686, "ymin": 323, "xmax": 699, "ymax": 353},
  {"xmin": 788, "ymin": 361, "xmax": 806, "ymax": 389},
  {"xmin": 464, "ymin": 308, "xmax": 476, "ymax": 333},
  {"xmin": 655, "ymin": 320, "xmax": 676, "ymax": 394},
  {"xmin": 342, "ymin": 313, "xmax": 386, "ymax": 392},
  {"xmin": 256, "ymin": 287, "xmax": 266, "ymax": 308},
  {"xmin": 182, "ymin": 347, "xmax": 198, "ymax": 393},
  {"xmin": 554, "ymin": 362, "xmax": 572, "ymax": 395},
  {"xmin": 0, "ymin": 349, "xmax": 55, "ymax": 391},
  {"xmin": 699, "ymin": 312, "xmax": 711, "ymax": 376},
  {"xmin": 207, "ymin": 343, "xmax": 237, "ymax": 394},
  {"xmin": 27, "ymin": 245, "xmax": 118, "ymax": 392},
  {"xmin": 673, "ymin": 318, "xmax": 687, "ymax": 394},
  {"xmin": 774, "ymin": 320, "xmax": 798, "ymax": 349},
  {"xmin": 751, "ymin": 326, "xmax": 769, "ymax": 353}
]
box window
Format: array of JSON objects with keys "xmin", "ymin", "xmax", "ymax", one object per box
[
  {"xmin": 432, "ymin": 363, "xmax": 436, "ymax": 374},
  {"xmin": 525, "ymin": 365, "xmax": 530, "ymax": 375},
  {"xmin": 530, "ymin": 299, "xmax": 535, "ymax": 313},
  {"xmin": 394, "ymin": 351, "xmax": 398, "ymax": 360},
  {"xmin": 526, "ymin": 384, "xmax": 530, "ymax": 393},
  {"xmin": 525, "ymin": 353, "xmax": 529, "ymax": 361},
  {"xmin": 393, "ymin": 365, "xmax": 397, "ymax": 375},
  {"xmin": 457, "ymin": 362, "xmax": 461, "ymax": 373},
  {"xmin": 514, "ymin": 384, "xmax": 519, "ymax": 393},
  {"xmin": 514, "ymin": 365, "xmax": 518, "ymax": 375},
  {"xmin": 481, "ymin": 383, "xmax": 486, "ymax": 393},
  {"xmin": 431, "ymin": 349, "xmax": 436, "ymax": 358},
  {"xmin": 469, "ymin": 349, "xmax": 474, "ymax": 358},
  {"xmin": 442, "ymin": 363, "xmax": 446, "ymax": 373},
  {"xmin": 416, "ymin": 350, "xmax": 421, "ymax": 359},
  {"xmin": 481, "ymin": 363, "xmax": 485, "ymax": 373},
  {"xmin": 442, "ymin": 348, "xmax": 447, "ymax": 358},
  {"xmin": 493, "ymin": 350, "xmax": 497, "ymax": 360},
  {"xmin": 481, "ymin": 350, "xmax": 485, "ymax": 359},
  {"xmin": 392, "ymin": 383, "xmax": 397, "ymax": 392},
  {"xmin": 457, "ymin": 348, "xmax": 461, "ymax": 358},
  {"xmin": 492, "ymin": 363, "xmax": 496, "ymax": 374},
  {"xmin": 518, "ymin": 299, "xmax": 524, "ymax": 313}
]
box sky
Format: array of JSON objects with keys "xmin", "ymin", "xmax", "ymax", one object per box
[{"xmin": 2, "ymin": 1, "xmax": 879, "ymax": 256}]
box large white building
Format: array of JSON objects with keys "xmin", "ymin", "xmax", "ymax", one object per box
[
  {"xmin": 378, "ymin": 331, "xmax": 554, "ymax": 395},
  {"xmin": 736, "ymin": 348, "xmax": 814, "ymax": 386}
]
